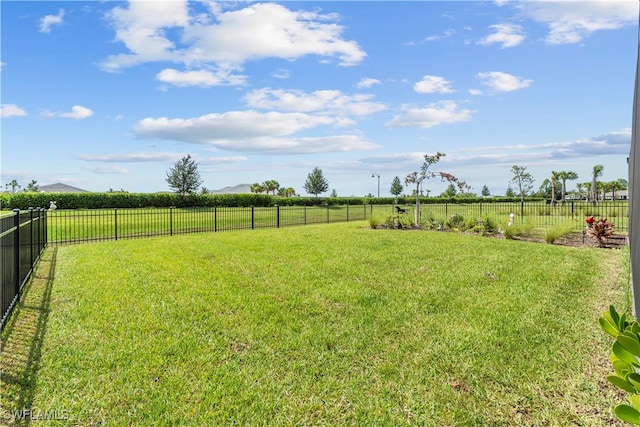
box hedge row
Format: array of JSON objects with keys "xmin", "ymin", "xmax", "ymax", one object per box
[
  {"xmin": 0, "ymin": 192, "xmax": 534, "ymax": 210},
  {"xmin": 0, "ymin": 192, "xmax": 274, "ymax": 210}
]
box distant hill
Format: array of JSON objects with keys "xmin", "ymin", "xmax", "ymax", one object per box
[{"xmin": 209, "ymin": 184, "xmax": 252, "ymax": 194}]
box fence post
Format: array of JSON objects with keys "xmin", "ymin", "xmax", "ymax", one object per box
[
  {"xmin": 35, "ymin": 208, "xmax": 41, "ymax": 256},
  {"xmin": 520, "ymin": 201, "xmax": 524, "ymax": 218},
  {"xmin": 346, "ymin": 204, "xmax": 349, "ymax": 222},
  {"xmin": 214, "ymin": 206, "xmax": 217, "ymax": 232},
  {"xmin": 251, "ymin": 206, "xmax": 255, "ymax": 230},
  {"xmin": 571, "ymin": 201, "xmax": 574, "ymax": 218},
  {"xmin": 169, "ymin": 207, "xmax": 173, "ymax": 236},
  {"xmin": 304, "ymin": 205, "xmax": 307, "ymax": 225},
  {"xmin": 445, "ymin": 202, "xmax": 448, "ymax": 217},
  {"xmin": 277, "ymin": 205, "xmax": 280, "ymax": 228},
  {"xmin": 114, "ymin": 208, "xmax": 118, "ymax": 240},
  {"xmin": 28, "ymin": 207, "xmax": 34, "ymax": 267},
  {"xmin": 479, "ymin": 201, "xmax": 482, "ymax": 216},
  {"xmin": 13, "ymin": 209, "xmax": 20, "ymax": 301},
  {"xmin": 42, "ymin": 207, "xmax": 48, "ymax": 247}
]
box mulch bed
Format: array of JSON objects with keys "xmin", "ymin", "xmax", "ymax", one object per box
[{"xmin": 486, "ymin": 232, "xmax": 628, "ymax": 249}]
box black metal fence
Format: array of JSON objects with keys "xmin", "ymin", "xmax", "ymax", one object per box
[
  {"xmin": 45, "ymin": 200, "xmax": 629, "ymax": 245},
  {"xmin": 46, "ymin": 204, "xmax": 371, "ymax": 244},
  {"xmin": 1, "ymin": 208, "xmax": 48, "ymax": 332}
]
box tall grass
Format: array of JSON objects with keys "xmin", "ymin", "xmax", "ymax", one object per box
[{"xmin": 544, "ymin": 222, "xmax": 577, "ymax": 244}]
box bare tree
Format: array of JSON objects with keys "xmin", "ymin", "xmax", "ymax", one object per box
[
  {"xmin": 405, "ymin": 153, "xmax": 461, "ymax": 225},
  {"xmin": 510, "ymin": 165, "xmax": 535, "ymax": 203}
]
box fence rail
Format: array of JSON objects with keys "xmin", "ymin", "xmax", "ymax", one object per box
[{"xmin": 1, "ymin": 207, "xmax": 48, "ymax": 332}]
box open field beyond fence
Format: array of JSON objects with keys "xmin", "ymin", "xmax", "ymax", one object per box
[
  {"xmin": 39, "ymin": 200, "xmax": 628, "ymax": 244},
  {"xmin": 0, "ymin": 222, "xmax": 629, "ymax": 425}
]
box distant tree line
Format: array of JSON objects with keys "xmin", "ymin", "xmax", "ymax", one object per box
[{"xmin": 2, "ymin": 155, "xmax": 627, "ymax": 205}]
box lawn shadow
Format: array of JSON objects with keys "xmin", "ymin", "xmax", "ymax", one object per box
[{"xmin": 1, "ymin": 247, "xmax": 57, "ymax": 426}]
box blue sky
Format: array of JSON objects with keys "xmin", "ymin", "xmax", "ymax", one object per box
[{"xmin": 1, "ymin": 1, "xmax": 637, "ymax": 196}]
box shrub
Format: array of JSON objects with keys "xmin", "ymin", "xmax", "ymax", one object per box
[
  {"xmin": 1, "ymin": 192, "xmax": 276, "ymax": 210},
  {"xmin": 445, "ymin": 213, "xmax": 465, "ymax": 231},
  {"xmin": 482, "ymin": 216, "xmax": 500, "ymax": 234},
  {"xmin": 543, "ymin": 222, "xmax": 575, "ymax": 244},
  {"xmin": 586, "ymin": 217, "xmax": 614, "ymax": 247},
  {"xmin": 599, "ymin": 306, "xmax": 640, "ymax": 425},
  {"xmin": 463, "ymin": 217, "xmax": 479, "ymax": 232},
  {"xmin": 502, "ymin": 221, "xmax": 535, "ymax": 240},
  {"xmin": 384, "ymin": 214, "xmax": 413, "ymax": 229},
  {"xmin": 420, "ymin": 211, "xmax": 439, "ymax": 230},
  {"xmin": 368, "ymin": 216, "xmax": 382, "ymax": 229}
]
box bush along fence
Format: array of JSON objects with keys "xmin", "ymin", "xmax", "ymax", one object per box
[
  {"xmin": 1, "ymin": 208, "xmax": 48, "ymax": 332},
  {"xmin": 44, "ymin": 200, "xmax": 629, "ymax": 245}
]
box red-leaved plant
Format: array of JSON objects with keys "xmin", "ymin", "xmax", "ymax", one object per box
[{"xmin": 586, "ymin": 217, "xmax": 614, "ymax": 247}]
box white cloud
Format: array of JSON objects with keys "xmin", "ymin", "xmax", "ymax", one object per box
[
  {"xmin": 40, "ymin": 9, "xmax": 65, "ymax": 34},
  {"xmin": 84, "ymin": 165, "xmax": 129, "ymax": 174},
  {"xmin": 450, "ymin": 128, "xmax": 630, "ymax": 166},
  {"xmin": 135, "ymin": 110, "xmax": 342, "ymax": 141},
  {"xmin": 132, "ymin": 110, "xmax": 377, "ymax": 154},
  {"xmin": 156, "ymin": 68, "xmax": 247, "ymax": 87},
  {"xmin": 477, "ymin": 71, "xmax": 532, "ymax": 92},
  {"xmin": 468, "ymin": 89, "xmax": 483, "ymax": 96},
  {"xmin": 272, "ymin": 69, "xmax": 290, "ymax": 79},
  {"xmin": 46, "ymin": 105, "xmax": 93, "ymax": 119},
  {"xmin": 425, "ymin": 29, "xmax": 455, "ymax": 42},
  {"xmin": 101, "ymin": 1, "xmax": 366, "ymax": 79},
  {"xmin": 477, "ymin": 23, "xmax": 525, "ymax": 49},
  {"xmin": 513, "ymin": 1, "xmax": 637, "ymax": 45},
  {"xmin": 210, "ymin": 135, "xmax": 378, "ymax": 154},
  {"xmin": 414, "ymin": 75, "xmax": 454, "ymax": 94},
  {"xmin": 79, "ymin": 152, "xmax": 187, "ymax": 162},
  {"xmin": 244, "ymin": 88, "xmax": 387, "ymax": 116},
  {"xmin": 101, "ymin": 1, "xmax": 190, "ymax": 71},
  {"xmin": 0, "ymin": 62, "xmax": 5, "ymax": 71},
  {"xmin": 79, "ymin": 152, "xmax": 247, "ymax": 164},
  {"xmin": 357, "ymin": 78, "xmax": 381, "ymax": 89},
  {"xmin": 360, "ymin": 152, "xmax": 428, "ymax": 167},
  {"xmin": 0, "ymin": 104, "xmax": 27, "ymax": 118},
  {"xmin": 385, "ymin": 101, "xmax": 473, "ymax": 128}
]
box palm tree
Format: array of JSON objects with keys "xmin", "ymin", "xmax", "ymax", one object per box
[
  {"xmin": 608, "ymin": 179, "xmax": 628, "ymax": 200},
  {"xmin": 591, "ymin": 165, "xmax": 604, "ymax": 204},
  {"xmin": 263, "ymin": 180, "xmax": 280, "ymax": 195},
  {"xmin": 549, "ymin": 171, "xmax": 560, "ymax": 206},
  {"xmin": 558, "ymin": 171, "xmax": 578, "ymax": 202},
  {"xmin": 250, "ymin": 183, "xmax": 264, "ymax": 194},
  {"xmin": 577, "ymin": 182, "xmax": 591, "ymax": 200}
]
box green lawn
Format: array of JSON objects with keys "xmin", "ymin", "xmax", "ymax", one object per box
[{"xmin": 1, "ymin": 222, "xmax": 629, "ymax": 425}]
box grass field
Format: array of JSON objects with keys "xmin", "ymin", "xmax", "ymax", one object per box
[{"xmin": 1, "ymin": 222, "xmax": 630, "ymax": 425}]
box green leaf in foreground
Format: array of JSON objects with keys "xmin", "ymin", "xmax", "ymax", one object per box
[
  {"xmin": 608, "ymin": 375, "xmax": 637, "ymax": 393},
  {"xmin": 600, "ymin": 317, "xmax": 620, "ymax": 337},
  {"xmin": 616, "ymin": 404, "xmax": 640, "ymax": 425},
  {"xmin": 618, "ymin": 335, "xmax": 640, "ymax": 358}
]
